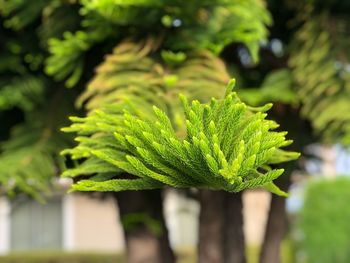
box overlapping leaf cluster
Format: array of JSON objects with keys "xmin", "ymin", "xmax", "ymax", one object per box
[
  {"xmin": 238, "ymin": 69, "xmax": 297, "ymax": 107},
  {"xmin": 0, "ymin": 0, "xmax": 81, "ymax": 198},
  {"xmin": 62, "ymin": 81, "xmax": 299, "ymax": 195},
  {"xmin": 0, "ymin": 3, "xmax": 78, "ymax": 197},
  {"xmin": 44, "ymin": 0, "xmax": 270, "ymax": 87},
  {"xmin": 0, "ymin": 42, "xmax": 45, "ymax": 111},
  {"xmin": 236, "ymin": 7, "xmax": 350, "ymax": 146},
  {"xmin": 0, "ymin": 118, "xmax": 71, "ymax": 200},
  {"xmin": 289, "ymin": 13, "xmax": 350, "ymax": 144},
  {"xmin": 78, "ymin": 38, "xmax": 229, "ymax": 112}
]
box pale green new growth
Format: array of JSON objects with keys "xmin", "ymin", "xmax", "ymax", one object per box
[{"xmin": 62, "ymin": 81, "xmax": 299, "ymax": 195}]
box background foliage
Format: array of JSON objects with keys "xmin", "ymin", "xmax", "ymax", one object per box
[{"xmin": 298, "ymin": 178, "xmax": 350, "ymax": 263}]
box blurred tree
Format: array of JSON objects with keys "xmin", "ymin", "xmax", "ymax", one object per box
[
  {"xmin": 298, "ymin": 177, "xmax": 350, "ymax": 263},
  {"xmin": 234, "ymin": 1, "xmax": 350, "ymax": 262},
  {"xmin": 0, "ymin": 1, "xmax": 79, "ymax": 201}
]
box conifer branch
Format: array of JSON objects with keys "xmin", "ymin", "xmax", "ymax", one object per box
[{"xmin": 62, "ymin": 81, "xmax": 299, "ymax": 195}]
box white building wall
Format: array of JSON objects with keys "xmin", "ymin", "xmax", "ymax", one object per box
[
  {"xmin": 63, "ymin": 194, "xmax": 75, "ymax": 251},
  {"xmin": 243, "ymin": 190, "xmax": 271, "ymax": 246},
  {"xmin": 0, "ymin": 197, "xmax": 10, "ymax": 254},
  {"xmin": 70, "ymin": 194, "xmax": 125, "ymax": 252},
  {"xmin": 164, "ymin": 190, "xmax": 200, "ymax": 248}
]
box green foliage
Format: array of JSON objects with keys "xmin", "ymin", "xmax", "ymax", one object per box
[
  {"xmin": 298, "ymin": 177, "xmax": 350, "ymax": 263},
  {"xmin": 0, "ymin": 0, "xmax": 82, "ymax": 86},
  {"xmin": 238, "ymin": 69, "xmax": 297, "ymax": 106},
  {"xmin": 0, "ymin": 252, "xmax": 123, "ymax": 263},
  {"xmin": 0, "ymin": 91, "xmax": 73, "ymax": 199},
  {"xmin": 0, "ymin": 1, "xmax": 81, "ymax": 198},
  {"xmin": 236, "ymin": 6, "xmax": 350, "ymax": 146},
  {"xmin": 289, "ymin": 13, "xmax": 350, "ymax": 144},
  {"xmin": 62, "ymin": 81, "xmax": 299, "ymax": 194},
  {"xmin": 0, "ymin": 45, "xmax": 45, "ymax": 111},
  {"xmin": 247, "ymin": 240, "xmax": 295, "ymax": 263},
  {"xmin": 0, "ymin": 0, "xmax": 48, "ymax": 30},
  {"xmin": 0, "ymin": 15, "xmax": 74, "ymax": 199},
  {"xmin": 37, "ymin": 2, "xmax": 81, "ymax": 47},
  {"xmin": 0, "ymin": 0, "xmax": 80, "ymax": 37},
  {"xmin": 121, "ymin": 212, "xmax": 163, "ymax": 236},
  {"xmin": 77, "ymin": 38, "xmax": 230, "ymax": 112},
  {"xmin": 0, "ymin": 250, "xmax": 197, "ymax": 263},
  {"xmin": 45, "ymin": 0, "xmax": 271, "ymax": 87},
  {"xmin": 79, "ymin": 0, "xmax": 271, "ymax": 54},
  {"xmin": 45, "ymin": 31, "xmax": 92, "ymax": 88},
  {"xmin": 0, "ymin": 75, "xmax": 45, "ymax": 111}
]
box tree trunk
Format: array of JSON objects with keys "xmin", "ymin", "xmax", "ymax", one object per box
[
  {"xmin": 224, "ymin": 191, "xmax": 246, "ymax": 263},
  {"xmin": 115, "ymin": 190, "xmax": 175, "ymax": 263},
  {"xmin": 198, "ymin": 190, "xmax": 225, "ymax": 263},
  {"xmin": 259, "ymin": 179, "xmax": 290, "ymax": 263},
  {"xmin": 198, "ymin": 189, "xmax": 246, "ymax": 263}
]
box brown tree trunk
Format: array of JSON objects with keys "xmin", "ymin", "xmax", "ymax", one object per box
[
  {"xmin": 259, "ymin": 178, "xmax": 290, "ymax": 263},
  {"xmin": 198, "ymin": 189, "xmax": 246, "ymax": 263},
  {"xmin": 224, "ymin": 191, "xmax": 246, "ymax": 263},
  {"xmin": 198, "ymin": 190, "xmax": 225, "ymax": 263},
  {"xmin": 115, "ymin": 190, "xmax": 175, "ymax": 263}
]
